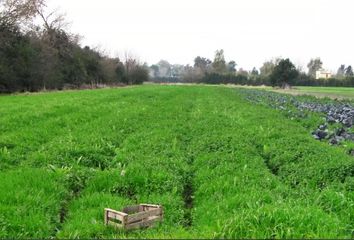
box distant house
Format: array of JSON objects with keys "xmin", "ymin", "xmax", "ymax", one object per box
[{"xmin": 316, "ymin": 69, "xmax": 332, "ymax": 79}]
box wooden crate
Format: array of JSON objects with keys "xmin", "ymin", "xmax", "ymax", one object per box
[{"xmin": 104, "ymin": 204, "xmax": 163, "ymax": 230}]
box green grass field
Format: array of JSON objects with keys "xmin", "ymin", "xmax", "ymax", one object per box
[
  {"xmin": 271, "ymin": 86, "xmax": 354, "ymax": 100},
  {"xmin": 1, "ymin": 86, "xmax": 354, "ymax": 238}
]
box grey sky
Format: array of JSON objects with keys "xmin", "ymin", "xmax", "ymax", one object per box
[{"xmin": 47, "ymin": 0, "xmax": 354, "ymax": 72}]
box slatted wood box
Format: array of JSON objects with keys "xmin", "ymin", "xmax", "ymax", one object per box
[{"xmin": 104, "ymin": 204, "xmax": 163, "ymax": 230}]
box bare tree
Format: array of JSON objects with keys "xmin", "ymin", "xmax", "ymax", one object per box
[
  {"xmin": 124, "ymin": 52, "xmax": 138, "ymax": 85},
  {"xmin": 34, "ymin": 5, "xmax": 79, "ymax": 52},
  {"xmin": 121, "ymin": 51, "xmax": 148, "ymax": 85},
  {"xmin": 260, "ymin": 58, "xmax": 281, "ymax": 77},
  {"xmin": 36, "ymin": 7, "xmax": 68, "ymax": 31},
  {"xmin": 0, "ymin": 0, "xmax": 45, "ymax": 26},
  {"xmin": 307, "ymin": 58, "xmax": 323, "ymax": 78},
  {"xmin": 212, "ymin": 49, "xmax": 227, "ymax": 73}
]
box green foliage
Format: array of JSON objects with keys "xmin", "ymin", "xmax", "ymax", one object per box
[
  {"xmin": 0, "ymin": 12, "xmax": 148, "ymax": 93},
  {"xmin": 0, "ymin": 169, "xmax": 66, "ymax": 238},
  {"xmin": 0, "ymin": 22, "xmax": 39, "ymax": 92},
  {"xmin": 270, "ymin": 58, "xmax": 299, "ymax": 87},
  {"xmin": 0, "ymin": 86, "xmax": 354, "ymax": 238},
  {"xmin": 345, "ymin": 65, "xmax": 353, "ymax": 78},
  {"xmin": 122, "ymin": 65, "xmax": 149, "ymax": 85},
  {"xmin": 227, "ymin": 60, "xmax": 237, "ymax": 73},
  {"xmin": 202, "ymin": 72, "xmax": 248, "ymax": 85}
]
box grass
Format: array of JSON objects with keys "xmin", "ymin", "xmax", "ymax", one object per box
[
  {"xmin": 0, "ymin": 85, "xmax": 353, "ymax": 238},
  {"xmin": 271, "ymin": 86, "xmax": 354, "ymax": 100},
  {"xmin": 190, "ymin": 83, "xmax": 354, "ymax": 100},
  {"xmin": 0, "ymin": 168, "xmax": 66, "ymax": 238}
]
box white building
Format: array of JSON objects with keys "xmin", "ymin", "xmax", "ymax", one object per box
[{"xmin": 316, "ymin": 69, "xmax": 332, "ymax": 79}]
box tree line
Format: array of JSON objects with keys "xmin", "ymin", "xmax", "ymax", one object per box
[
  {"xmin": 0, "ymin": 0, "xmax": 148, "ymax": 93},
  {"xmin": 1, "ymin": 0, "xmax": 353, "ymax": 93},
  {"xmin": 149, "ymin": 51, "xmax": 354, "ymax": 88}
]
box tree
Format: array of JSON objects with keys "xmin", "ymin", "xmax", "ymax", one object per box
[
  {"xmin": 79, "ymin": 46, "xmax": 105, "ymax": 85},
  {"xmin": 182, "ymin": 64, "xmax": 202, "ymax": 83},
  {"xmin": 251, "ymin": 67, "xmax": 259, "ymax": 76},
  {"xmin": 129, "ymin": 65, "xmax": 148, "ymax": 84},
  {"xmin": 237, "ymin": 68, "xmax": 248, "ymax": 77},
  {"xmin": 100, "ymin": 57, "xmax": 120, "ymax": 83},
  {"xmin": 345, "ymin": 65, "xmax": 353, "ymax": 78},
  {"xmin": 156, "ymin": 60, "xmax": 171, "ymax": 77},
  {"xmin": 0, "ymin": 21, "xmax": 37, "ymax": 92},
  {"xmin": 115, "ymin": 60, "xmax": 126, "ymax": 82},
  {"xmin": 260, "ymin": 58, "xmax": 280, "ymax": 77},
  {"xmin": 337, "ymin": 65, "xmax": 346, "ymax": 78},
  {"xmin": 171, "ymin": 64, "xmax": 184, "ymax": 78},
  {"xmin": 227, "ymin": 60, "xmax": 237, "ymax": 73},
  {"xmin": 307, "ymin": 58, "xmax": 323, "ymax": 78},
  {"xmin": 248, "ymin": 67, "xmax": 260, "ymax": 85},
  {"xmin": 194, "ymin": 56, "xmax": 212, "ymax": 73},
  {"xmin": 119, "ymin": 53, "xmax": 149, "ymax": 85},
  {"xmin": 212, "ymin": 49, "xmax": 227, "ymax": 73},
  {"xmin": 0, "ymin": 0, "xmax": 148, "ymax": 92},
  {"xmin": 149, "ymin": 64, "xmax": 159, "ymax": 78},
  {"xmin": 0, "ymin": 0, "xmax": 45, "ymax": 26},
  {"xmin": 270, "ymin": 58, "xmax": 299, "ymax": 88},
  {"xmin": 36, "ymin": 8, "xmax": 68, "ymax": 32}
]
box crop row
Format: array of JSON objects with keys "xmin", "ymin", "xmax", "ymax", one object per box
[
  {"xmin": 0, "ymin": 86, "xmax": 353, "ymax": 238},
  {"xmin": 190, "ymin": 89, "xmax": 354, "ymax": 237}
]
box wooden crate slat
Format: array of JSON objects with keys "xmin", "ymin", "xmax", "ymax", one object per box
[
  {"xmin": 141, "ymin": 204, "xmax": 162, "ymax": 212},
  {"xmin": 107, "ymin": 212, "xmax": 126, "ymax": 222},
  {"xmin": 105, "ymin": 204, "xmax": 163, "ymax": 230},
  {"xmin": 140, "ymin": 203, "xmax": 161, "ymax": 208},
  {"xmin": 122, "ymin": 205, "xmax": 140, "ymax": 214},
  {"xmin": 105, "ymin": 208, "xmax": 128, "ymax": 217},
  {"xmin": 108, "ymin": 221, "xmax": 124, "ymax": 229},
  {"xmin": 127, "ymin": 208, "xmax": 162, "ymax": 224},
  {"xmin": 105, "ymin": 208, "xmax": 128, "ymax": 225},
  {"xmin": 125, "ymin": 216, "xmax": 162, "ymax": 230},
  {"xmin": 139, "ymin": 205, "xmax": 144, "ymax": 212}
]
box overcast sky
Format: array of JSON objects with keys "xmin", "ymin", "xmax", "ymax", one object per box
[{"xmin": 47, "ymin": 0, "xmax": 354, "ymax": 72}]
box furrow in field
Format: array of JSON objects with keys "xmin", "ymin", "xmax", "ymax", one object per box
[
  {"xmin": 57, "ymin": 87, "xmax": 198, "ymax": 238},
  {"xmin": 0, "ymin": 168, "xmax": 66, "ymax": 238},
  {"xmin": 1, "ymin": 86, "xmax": 354, "ymax": 238},
  {"xmin": 187, "ymin": 88, "xmax": 353, "ymax": 238}
]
